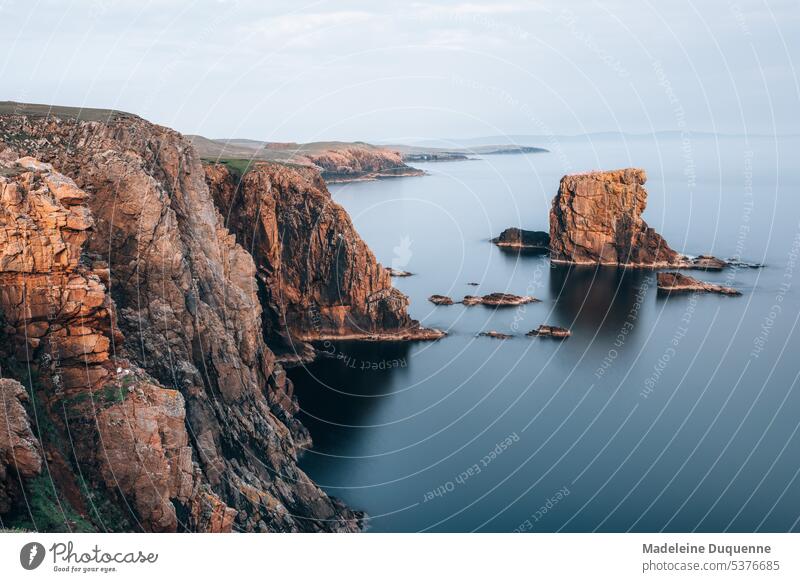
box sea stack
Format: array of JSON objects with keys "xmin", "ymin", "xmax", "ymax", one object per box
[{"xmin": 549, "ymin": 168, "xmax": 684, "ymax": 267}]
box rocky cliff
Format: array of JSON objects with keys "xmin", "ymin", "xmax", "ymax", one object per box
[
  {"xmin": 0, "ymin": 104, "xmax": 362, "ymax": 532},
  {"xmin": 204, "ymin": 161, "xmax": 442, "ymax": 358}
]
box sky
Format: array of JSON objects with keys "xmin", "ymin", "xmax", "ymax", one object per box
[{"xmin": 1, "ymin": 0, "xmax": 798, "ymax": 143}]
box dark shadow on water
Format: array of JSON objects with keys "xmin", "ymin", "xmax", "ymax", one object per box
[
  {"xmin": 289, "ymin": 341, "xmax": 412, "ymax": 454},
  {"xmin": 548, "ymin": 264, "xmax": 653, "ymax": 341}
]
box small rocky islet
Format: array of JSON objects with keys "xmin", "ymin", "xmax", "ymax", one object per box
[
  {"xmin": 428, "ymin": 293, "xmax": 538, "ymax": 306},
  {"xmin": 478, "ymin": 331, "xmax": 514, "ymax": 339},
  {"xmin": 657, "ymin": 272, "xmax": 742, "ymax": 296},
  {"xmin": 386, "ymin": 267, "xmax": 414, "ymax": 277},
  {"xmin": 527, "ymin": 325, "xmax": 572, "ymax": 339},
  {"xmin": 462, "ymin": 293, "xmax": 539, "ymax": 306},
  {"xmin": 491, "ymin": 227, "xmax": 550, "ymax": 250}
]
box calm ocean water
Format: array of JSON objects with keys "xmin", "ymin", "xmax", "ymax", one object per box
[{"xmin": 290, "ymin": 134, "xmax": 800, "ymax": 532}]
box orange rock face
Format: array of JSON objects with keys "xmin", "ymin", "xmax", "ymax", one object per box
[
  {"xmin": 549, "ymin": 169, "xmax": 682, "ymax": 267},
  {"xmin": 205, "ymin": 161, "xmax": 442, "ymax": 353}
]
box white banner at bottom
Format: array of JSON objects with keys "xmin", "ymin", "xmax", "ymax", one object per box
[{"xmin": 1, "ymin": 533, "xmax": 797, "ymax": 581}]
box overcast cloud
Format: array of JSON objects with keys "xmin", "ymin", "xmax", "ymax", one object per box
[{"xmin": 1, "ymin": 0, "xmax": 797, "ymax": 142}]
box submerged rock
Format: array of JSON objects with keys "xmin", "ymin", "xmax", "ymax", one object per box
[
  {"xmin": 462, "ymin": 293, "xmax": 539, "ymax": 306},
  {"xmin": 492, "ymin": 227, "xmax": 550, "ymax": 250},
  {"xmin": 478, "ymin": 331, "xmax": 513, "ymax": 339},
  {"xmin": 429, "ymin": 294, "xmax": 455, "ymax": 305},
  {"xmin": 657, "ymin": 272, "xmax": 741, "ymax": 296},
  {"xmin": 527, "ymin": 325, "xmax": 571, "ymax": 339}
]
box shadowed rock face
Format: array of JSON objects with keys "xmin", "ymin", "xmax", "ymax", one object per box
[
  {"xmin": 0, "ymin": 379, "xmax": 42, "ymax": 514},
  {"xmin": 204, "ymin": 161, "xmax": 443, "ymax": 351},
  {"xmin": 0, "ymin": 109, "xmax": 362, "ymax": 532},
  {"xmin": 550, "ymin": 169, "xmax": 682, "ymax": 267}
]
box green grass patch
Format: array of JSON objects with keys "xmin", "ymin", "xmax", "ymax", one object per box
[
  {"xmin": 9, "ymin": 474, "xmax": 95, "ymax": 533},
  {"xmin": 203, "ymin": 157, "xmax": 259, "ymax": 180}
]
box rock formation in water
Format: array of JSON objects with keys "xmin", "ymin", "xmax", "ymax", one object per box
[
  {"xmin": 657, "ymin": 272, "xmax": 741, "ymax": 296},
  {"xmin": 462, "ymin": 293, "xmax": 539, "ymax": 306},
  {"xmin": 204, "ymin": 161, "xmax": 443, "ymax": 354},
  {"xmin": 429, "ymin": 294, "xmax": 455, "ymax": 306},
  {"xmin": 492, "ymin": 227, "xmax": 549, "ymax": 250},
  {"xmin": 386, "ymin": 267, "xmax": 413, "ymax": 277},
  {"xmin": 527, "ymin": 325, "xmax": 571, "ymax": 338},
  {"xmin": 478, "ymin": 331, "xmax": 513, "ymax": 339},
  {"xmin": 549, "ymin": 168, "xmax": 726, "ymax": 268},
  {"xmin": 0, "ymin": 104, "xmax": 363, "ymax": 532}
]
